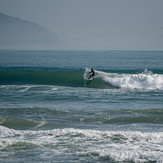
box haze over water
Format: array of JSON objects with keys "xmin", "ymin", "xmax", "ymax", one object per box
[{"xmin": 0, "ymin": 0, "xmax": 163, "ymax": 50}]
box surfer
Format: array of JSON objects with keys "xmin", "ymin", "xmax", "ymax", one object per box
[{"xmin": 88, "ymin": 69, "xmax": 95, "ymax": 79}]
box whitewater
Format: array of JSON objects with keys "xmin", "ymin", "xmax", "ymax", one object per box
[
  {"xmin": 84, "ymin": 68, "xmax": 163, "ymax": 90},
  {"xmin": 0, "ymin": 126, "xmax": 163, "ymax": 162}
]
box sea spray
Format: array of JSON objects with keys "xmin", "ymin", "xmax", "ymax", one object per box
[{"xmin": 94, "ymin": 69, "xmax": 163, "ymax": 90}]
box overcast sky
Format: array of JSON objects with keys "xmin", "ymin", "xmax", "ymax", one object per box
[{"xmin": 0, "ymin": 0, "xmax": 163, "ymax": 50}]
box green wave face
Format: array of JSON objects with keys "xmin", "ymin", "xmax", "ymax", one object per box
[
  {"xmin": 0, "ymin": 71, "xmax": 116, "ymax": 89},
  {"xmin": 1, "ymin": 68, "xmax": 163, "ymax": 90}
]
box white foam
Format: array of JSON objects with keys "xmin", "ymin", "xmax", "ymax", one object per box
[
  {"xmin": 18, "ymin": 85, "xmax": 35, "ymax": 92},
  {"xmin": 83, "ymin": 67, "xmax": 91, "ymax": 80},
  {"xmin": 52, "ymin": 87, "xmax": 58, "ymax": 91},
  {"xmin": 0, "ymin": 117, "xmax": 5, "ymax": 125},
  {"xmin": 0, "ymin": 126, "xmax": 162, "ymax": 162},
  {"xmin": 0, "ymin": 85, "xmax": 59, "ymax": 94},
  {"xmin": 33, "ymin": 116, "xmax": 47, "ymax": 129},
  {"xmin": 0, "ymin": 85, "xmax": 35, "ymax": 92},
  {"xmin": 96, "ymin": 69, "xmax": 163, "ymax": 90}
]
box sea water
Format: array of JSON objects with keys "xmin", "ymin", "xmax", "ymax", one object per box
[{"xmin": 0, "ymin": 50, "xmax": 163, "ymax": 162}]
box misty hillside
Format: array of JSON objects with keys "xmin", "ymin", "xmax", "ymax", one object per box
[{"xmin": 0, "ymin": 12, "xmax": 59, "ymax": 49}]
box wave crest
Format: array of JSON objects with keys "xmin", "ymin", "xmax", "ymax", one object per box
[{"xmin": 92, "ymin": 69, "xmax": 163, "ymax": 90}]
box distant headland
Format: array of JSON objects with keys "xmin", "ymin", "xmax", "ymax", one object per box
[{"xmin": 0, "ymin": 12, "xmax": 59, "ymax": 50}]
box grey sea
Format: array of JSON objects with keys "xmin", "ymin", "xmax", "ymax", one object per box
[{"xmin": 0, "ymin": 50, "xmax": 163, "ymax": 163}]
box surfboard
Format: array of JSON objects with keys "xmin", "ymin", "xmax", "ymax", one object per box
[{"xmin": 84, "ymin": 77, "xmax": 94, "ymax": 81}]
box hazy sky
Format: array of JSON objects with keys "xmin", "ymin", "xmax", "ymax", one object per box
[{"xmin": 0, "ymin": 0, "xmax": 163, "ymax": 50}]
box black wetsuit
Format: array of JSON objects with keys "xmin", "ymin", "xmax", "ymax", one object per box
[{"xmin": 88, "ymin": 69, "xmax": 95, "ymax": 79}]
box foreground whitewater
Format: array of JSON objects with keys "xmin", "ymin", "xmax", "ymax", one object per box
[
  {"xmin": 0, "ymin": 50, "xmax": 163, "ymax": 162},
  {"xmin": 0, "ymin": 126, "xmax": 163, "ymax": 162}
]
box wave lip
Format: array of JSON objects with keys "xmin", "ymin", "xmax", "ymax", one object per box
[{"xmin": 95, "ymin": 69, "xmax": 163, "ymax": 90}]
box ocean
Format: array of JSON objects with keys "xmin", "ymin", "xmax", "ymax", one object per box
[{"xmin": 0, "ymin": 50, "xmax": 163, "ymax": 163}]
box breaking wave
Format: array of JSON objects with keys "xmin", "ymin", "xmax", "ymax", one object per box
[
  {"xmin": 85, "ymin": 68, "xmax": 163, "ymax": 90},
  {"xmin": 0, "ymin": 68, "xmax": 163, "ymax": 90}
]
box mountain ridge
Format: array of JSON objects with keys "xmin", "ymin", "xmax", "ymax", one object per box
[{"xmin": 0, "ymin": 12, "xmax": 59, "ymax": 50}]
